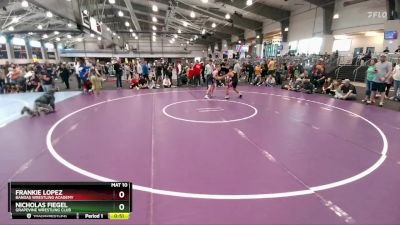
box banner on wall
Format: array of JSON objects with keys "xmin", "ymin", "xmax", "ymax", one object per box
[{"xmin": 0, "ymin": 44, "xmax": 7, "ymax": 59}]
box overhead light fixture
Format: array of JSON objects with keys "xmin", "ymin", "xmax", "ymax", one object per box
[
  {"xmin": 107, "ymin": 27, "xmax": 110, "ymax": 31},
  {"xmin": 113, "ymin": 32, "xmax": 116, "ymax": 36},
  {"xmin": 90, "ymin": 33, "xmax": 94, "ymax": 37},
  {"xmin": 224, "ymin": 44, "xmax": 227, "ymax": 47},
  {"xmin": 46, "ymin": 11, "xmax": 53, "ymax": 18},
  {"xmin": 333, "ymin": 13, "xmax": 339, "ymax": 19},
  {"xmin": 11, "ymin": 17, "xmax": 19, "ymax": 23},
  {"xmin": 21, "ymin": 0, "xmax": 29, "ymax": 7},
  {"xmin": 97, "ymin": 36, "xmax": 102, "ymax": 40},
  {"xmin": 183, "ymin": 21, "xmax": 188, "ymax": 27},
  {"xmin": 194, "ymin": 35, "xmax": 198, "ymax": 39},
  {"xmin": 67, "ymin": 23, "xmax": 72, "ymax": 27},
  {"xmin": 201, "ymin": 29, "xmax": 206, "ymax": 35},
  {"xmin": 134, "ymin": 36, "xmax": 138, "ymax": 40},
  {"xmin": 125, "ymin": 21, "xmax": 130, "ymax": 27},
  {"xmin": 83, "ymin": 9, "xmax": 88, "ymax": 15},
  {"xmin": 129, "ymin": 28, "xmax": 133, "ymax": 32},
  {"xmin": 28, "ymin": 32, "xmax": 33, "ymax": 35},
  {"xmin": 43, "ymin": 34, "xmax": 48, "ymax": 38},
  {"xmin": 190, "ymin": 38, "xmax": 193, "ymax": 41},
  {"xmin": 152, "ymin": 36, "xmax": 156, "ymax": 41},
  {"xmin": 152, "ymin": 5, "xmax": 158, "ymax": 12},
  {"xmin": 109, "ymin": 0, "xmax": 115, "ymax": 4},
  {"xmin": 172, "ymin": 38, "xmax": 175, "ymax": 42},
  {"xmin": 37, "ymin": 24, "xmax": 43, "ymax": 30},
  {"xmin": 225, "ymin": 13, "xmax": 230, "ymax": 19},
  {"xmin": 256, "ymin": 35, "xmax": 260, "ymax": 39},
  {"xmin": 186, "ymin": 41, "xmax": 189, "ymax": 44},
  {"xmin": 54, "ymin": 31, "xmax": 59, "ymax": 35},
  {"xmin": 77, "ymin": 37, "xmax": 83, "ymax": 42},
  {"xmin": 238, "ymin": 40, "xmax": 241, "ymax": 43},
  {"xmin": 67, "ymin": 34, "xmax": 72, "ymax": 39},
  {"xmin": 56, "ymin": 37, "xmax": 60, "ymax": 41},
  {"xmin": 169, "ymin": 40, "xmax": 173, "ymax": 44},
  {"xmin": 181, "ymin": 43, "xmax": 184, "ymax": 46},
  {"xmin": 118, "ymin": 10, "xmax": 124, "ymax": 17},
  {"xmin": 211, "ymin": 23, "xmax": 216, "ymax": 28},
  {"xmin": 284, "ymin": 27, "xmax": 289, "ymax": 32},
  {"xmin": 117, "ymin": 36, "xmax": 120, "ymax": 39},
  {"xmin": 246, "ymin": 0, "xmax": 253, "ymax": 6},
  {"xmin": 152, "ymin": 32, "xmax": 156, "ymax": 36},
  {"xmin": 190, "ymin": 11, "xmax": 195, "ymax": 18},
  {"xmin": 152, "ymin": 25, "xmax": 157, "ymax": 31},
  {"xmin": 8, "ymin": 26, "xmax": 14, "ymax": 31},
  {"xmin": 201, "ymin": 0, "xmax": 208, "ymax": 3},
  {"xmin": 174, "ymin": 34, "xmax": 178, "ymax": 38},
  {"xmin": 152, "ymin": 16, "xmax": 157, "ymax": 22},
  {"xmin": 132, "ymin": 33, "xmax": 136, "ymax": 37},
  {"xmin": 178, "ymin": 29, "xmax": 181, "ymax": 34}
]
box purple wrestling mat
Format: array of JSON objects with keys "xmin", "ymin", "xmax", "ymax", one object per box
[{"xmin": 1, "ymin": 86, "xmax": 400, "ymax": 225}]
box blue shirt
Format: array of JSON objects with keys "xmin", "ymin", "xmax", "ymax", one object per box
[{"xmin": 142, "ymin": 64, "xmax": 149, "ymax": 76}]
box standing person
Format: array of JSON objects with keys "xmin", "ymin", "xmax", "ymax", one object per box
[
  {"xmin": 155, "ymin": 60, "xmax": 163, "ymax": 87},
  {"xmin": 201, "ymin": 62, "xmax": 206, "ymax": 84},
  {"xmin": 90, "ymin": 65, "xmax": 103, "ymax": 95},
  {"xmin": 247, "ymin": 63, "xmax": 254, "ymax": 84},
  {"xmin": 176, "ymin": 61, "xmax": 182, "ymax": 86},
  {"xmin": 40, "ymin": 69, "xmax": 52, "ymax": 92},
  {"xmin": 268, "ymin": 58, "xmax": 276, "ymax": 76},
  {"xmin": 224, "ymin": 66, "xmax": 242, "ymax": 99},
  {"xmin": 384, "ymin": 62, "xmax": 395, "ymax": 99},
  {"xmin": 362, "ymin": 58, "xmax": 377, "ymax": 103},
  {"xmin": 390, "ymin": 61, "xmax": 400, "ymax": 101},
  {"xmin": 59, "ymin": 63, "xmax": 71, "ymax": 89},
  {"xmin": 192, "ymin": 60, "xmax": 202, "ymax": 86},
  {"xmin": 370, "ymin": 54, "xmax": 392, "ymax": 107},
  {"xmin": 142, "ymin": 60, "xmax": 149, "ymax": 81},
  {"xmin": 254, "ymin": 63, "xmax": 262, "ymax": 86},
  {"xmin": 136, "ymin": 60, "xmax": 143, "ymax": 77},
  {"xmin": 114, "ymin": 59, "xmax": 123, "ymax": 88},
  {"xmin": 124, "ymin": 63, "xmax": 131, "ymax": 81},
  {"xmin": 234, "ymin": 60, "xmax": 241, "ymax": 77},
  {"xmin": 204, "ymin": 64, "xmax": 221, "ymax": 99},
  {"xmin": 74, "ymin": 61, "xmax": 82, "ymax": 89}
]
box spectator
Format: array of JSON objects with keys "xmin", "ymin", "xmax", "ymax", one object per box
[
  {"xmin": 193, "ymin": 60, "xmax": 202, "ymax": 86},
  {"xmin": 40, "ymin": 70, "xmax": 53, "ymax": 93},
  {"xmin": 254, "ymin": 63, "xmax": 262, "ymax": 86},
  {"xmin": 389, "ymin": 61, "xmax": 400, "ymax": 101},
  {"xmin": 142, "ymin": 61, "xmax": 149, "ymax": 81},
  {"xmin": 114, "ymin": 59, "xmax": 123, "ymax": 88},
  {"xmin": 395, "ymin": 45, "xmax": 400, "ymax": 53},
  {"xmin": 312, "ymin": 58, "xmax": 326, "ymax": 91},
  {"xmin": 370, "ymin": 54, "xmax": 392, "ymax": 106},
  {"xmin": 362, "ymin": 58, "xmax": 378, "ymax": 103},
  {"xmin": 335, "ymin": 79, "xmax": 357, "ymax": 100},
  {"xmin": 322, "ymin": 77, "xmax": 333, "ymax": 94},
  {"xmin": 59, "ymin": 63, "xmax": 70, "ymax": 90},
  {"xmin": 129, "ymin": 73, "xmax": 140, "ymax": 90},
  {"xmin": 383, "ymin": 47, "xmax": 390, "ymax": 53}
]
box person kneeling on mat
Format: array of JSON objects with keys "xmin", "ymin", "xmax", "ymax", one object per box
[
  {"xmin": 21, "ymin": 89, "xmax": 56, "ymax": 117},
  {"xmin": 335, "ymin": 79, "xmax": 357, "ymax": 100}
]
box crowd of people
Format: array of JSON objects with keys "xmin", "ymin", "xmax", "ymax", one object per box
[{"xmin": 0, "ymin": 54, "xmax": 399, "ymax": 109}]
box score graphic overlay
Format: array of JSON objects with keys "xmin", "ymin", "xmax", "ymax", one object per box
[{"xmin": 8, "ymin": 182, "xmax": 132, "ymax": 220}]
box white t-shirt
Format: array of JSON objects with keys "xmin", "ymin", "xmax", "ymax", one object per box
[
  {"xmin": 234, "ymin": 63, "xmax": 241, "ymax": 74},
  {"xmin": 137, "ymin": 64, "xmax": 142, "ymax": 74},
  {"xmin": 393, "ymin": 64, "xmax": 400, "ymax": 81},
  {"xmin": 205, "ymin": 64, "xmax": 213, "ymax": 75}
]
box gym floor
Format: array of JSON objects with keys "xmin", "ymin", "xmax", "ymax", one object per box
[{"xmin": 1, "ymin": 86, "xmax": 400, "ymax": 225}]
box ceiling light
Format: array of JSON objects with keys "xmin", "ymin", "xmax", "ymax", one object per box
[
  {"xmin": 172, "ymin": 38, "xmax": 175, "ymax": 42},
  {"xmin": 28, "ymin": 32, "xmax": 33, "ymax": 35},
  {"xmin": 194, "ymin": 35, "xmax": 198, "ymax": 39},
  {"xmin": 190, "ymin": 38, "xmax": 193, "ymax": 41},
  {"xmin": 181, "ymin": 43, "xmax": 184, "ymax": 46},
  {"xmin": 238, "ymin": 40, "xmax": 241, "ymax": 43},
  {"xmin": 113, "ymin": 32, "xmax": 116, "ymax": 36},
  {"xmin": 67, "ymin": 23, "xmax": 72, "ymax": 27},
  {"xmin": 152, "ymin": 5, "xmax": 158, "ymax": 12},
  {"xmin": 224, "ymin": 44, "xmax": 227, "ymax": 47},
  {"xmin": 152, "ymin": 32, "xmax": 156, "ymax": 36},
  {"xmin": 117, "ymin": 36, "xmax": 120, "ymax": 39},
  {"xmin": 109, "ymin": 0, "xmax": 115, "ymax": 4},
  {"xmin": 284, "ymin": 27, "xmax": 289, "ymax": 32},
  {"xmin": 8, "ymin": 26, "xmax": 14, "ymax": 31},
  {"xmin": 246, "ymin": 0, "xmax": 253, "ymax": 6},
  {"xmin": 152, "ymin": 16, "xmax": 157, "ymax": 22},
  {"xmin": 21, "ymin": 0, "xmax": 28, "ymax": 7},
  {"xmin": 67, "ymin": 34, "xmax": 72, "ymax": 39},
  {"xmin": 211, "ymin": 23, "xmax": 216, "ymax": 28},
  {"xmin": 77, "ymin": 37, "xmax": 83, "ymax": 42},
  {"xmin": 256, "ymin": 35, "xmax": 260, "ymax": 39},
  {"xmin": 37, "ymin": 24, "xmax": 43, "ymax": 30},
  {"xmin": 201, "ymin": 0, "xmax": 208, "ymax": 3},
  {"xmin": 134, "ymin": 36, "xmax": 138, "ymax": 40},
  {"xmin": 43, "ymin": 34, "xmax": 48, "ymax": 38},
  {"xmin": 152, "ymin": 36, "xmax": 156, "ymax": 41},
  {"xmin": 183, "ymin": 21, "xmax": 188, "ymax": 27},
  {"xmin": 152, "ymin": 25, "xmax": 157, "ymax": 31},
  {"xmin": 132, "ymin": 33, "xmax": 136, "ymax": 37},
  {"xmin": 178, "ymin": 29, "xmax": 181, "ymax": 34},
  {"xmin": 90, "ymin": 33, "xmax": 94, "ymax": 37},
  {"xmin": 56, "ymin": 37, "xmax": 60, "ymax": 41},
  {"xmin": 201, "ymin": 29, "xmax": 206, "ymax": 35},
  {"xmin": 174, "ymin": 34, "xmax": 178, "ymax": 38},
  {"xmin": 54, "ymin": 31, "xmax": 59, "ymax": 35},
  {"xmin": 11, "ymin": 17, "xmax": 19, "ymax": 23},
  {"xmin": 97, "ymin": 36, "xmax": 102, "ymax": 40},
  {"xmin": 129, "ymin": 29, "xmax": 133, "ymax": 32},
  {"xmin": 190, "ymin": 11, "xmax": 195, "ymax": 18},
  {"xmin": 125, "ymin": 21, "xmax": 130, "ymax": 27},
  {"xmin": 107, "ymin": 27, "xmax": 110, "ymax": 31},
  {"xmin": 83, "ymin": 9, "xmax": 88, "ymax": 15},
  {"xmin": 365, "ymin": 31, "xmax": 379, "ymax": 36},
  {"xmin": 46, "ymin": 11, "xmax": 53, "ymax": 18},
  {"xmin": 333, "ymin": 13, "xmax": 339, "ymax": 19},
  {"xmin": 187, "ymin": 41, "xmax": 189, "ymax": 44},
  {"xmin": 118, "ymin": 10, "xmax": 124, "ymax": 17},
  {"xmin": 225, "ymin": 13, "xmax": 230, "ymax": 19},
  {"xmin": 169, "ymin": 40, "xmax": 173, "ymax": 44}
]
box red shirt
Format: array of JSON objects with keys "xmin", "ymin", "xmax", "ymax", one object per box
[
  {"xmin": 193, "ymin": 64, "xmax": 201, "ymax": 76},
  {"xmin": 188, "ymin": 69, "xmax": 194, "ymax": 79}
]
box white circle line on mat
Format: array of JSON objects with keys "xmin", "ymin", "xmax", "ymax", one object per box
[{"xmin": 46, "ymin": 90, "xmax": 388, "ymax": 200}]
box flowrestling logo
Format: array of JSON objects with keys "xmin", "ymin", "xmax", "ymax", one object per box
[{"xmin": 367, "ymin": 11, "xmax": 387, "ymax": 19}]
